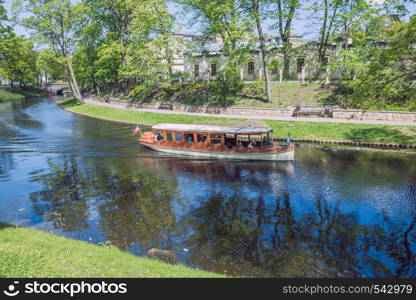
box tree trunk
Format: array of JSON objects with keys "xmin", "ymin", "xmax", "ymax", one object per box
[
  {"xmin": 253, "ymin": 0, "xmax": 272, "ymax": 103},
  {"xmin": 66, "ymin": 55, "xmax": 83, "ymax": 103},
  {"xmin": 92, "ymin": 73, "xmax": 100, "ymax": 95},
  {"xmin": 282, "ymin": 38, "xmax": 291, "ymax": 79}
]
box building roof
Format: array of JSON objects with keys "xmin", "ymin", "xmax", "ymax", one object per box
[{"xmin": 152, "ymin": 124, "xmax": 273, "ymax": 134}]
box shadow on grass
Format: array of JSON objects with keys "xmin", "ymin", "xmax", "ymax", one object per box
[
  {"xmin": 59, "ymin": 97, "xmax": 81, "ymax": 108},
  {"xmin": 344, "ymin": 127, "xmax": 416, "ymax": 144},
  {"xmin": 236, "ymin": 94, "xmax": 268, "ymax": 102},
  {"xmin": 0, "ymin": 222, "xmax": 13, "ymax": 230}
]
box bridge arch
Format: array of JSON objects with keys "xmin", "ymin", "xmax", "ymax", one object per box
[{"xmin": 39, "ymin": 82, "xmax": 71, "ymax": 95}]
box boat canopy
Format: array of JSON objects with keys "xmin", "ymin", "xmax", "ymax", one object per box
[{"xmin": 152, "ymin": 124, "xmax": 273, "ymax": 134}]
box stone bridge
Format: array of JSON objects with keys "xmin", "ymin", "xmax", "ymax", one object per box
[{"xmin": 39, "ymin": 82, "xmax": 71, "ymax": 95}]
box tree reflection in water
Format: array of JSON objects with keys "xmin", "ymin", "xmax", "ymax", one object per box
[
  {"xmin": 182, "ymin": 190, "xmax": 416, "ymax": 278},
  {"xmin": 27, "ymin": 153, "xmax": 416, "ymax": 278},
  {"xmin": 92, "ymin": 166, "xmax": 178, "ymax": 252},
  {"xmin": 29, "ymin": 157, "xmax": 90, "ymax": 231}
]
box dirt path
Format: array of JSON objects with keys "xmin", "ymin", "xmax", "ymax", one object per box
[{"xmin": 85, "ymin": 99, "xmax": 416, "ymax": 127}]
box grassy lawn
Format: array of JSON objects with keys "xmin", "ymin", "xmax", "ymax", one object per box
[
  {"xmin": 233, "ymin": 82, "xmax": 331, "ymax": 108},
  {"xmin": 0, "ymin": 223, "xmax": 224, "ymax": 278},
  {"xmin": 60, "ymin": 98, "xmax": 416, "ymax": 145},
  {"xmin": 0, "ymin": 88, "xmax": 48, "ymax": 100},
  {"xmin": 0, "ymin": 88, "xmax": 25, "ymax": 100}
]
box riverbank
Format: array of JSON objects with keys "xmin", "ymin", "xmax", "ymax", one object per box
[
  {"xmin": 0, "ymin": 223, "xmax": 224, "ymax": 278},
  {"xmin": 0, "ymin": 88, "xmax": 24, "ymax": 100},
  {"xmin": 60, "ymin": 98, "xmax": 416, "ymax": 146},
  {"xmin": 0, "ymin": 87, "xmax": 49, "ymax": 100}
]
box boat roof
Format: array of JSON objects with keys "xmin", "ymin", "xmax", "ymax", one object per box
[{"xmin": 152, "ymin": 124, "xmax": 273, "ymax": 134}]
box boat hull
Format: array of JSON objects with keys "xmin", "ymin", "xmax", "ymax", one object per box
[{"xmin": 141, "ymin": 143, "xmax": 295, "ymax": 161}]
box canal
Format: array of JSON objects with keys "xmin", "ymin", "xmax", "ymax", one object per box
[{"xmin": 1, "ymin": 96, "xmax": 415, "ymax": 278}]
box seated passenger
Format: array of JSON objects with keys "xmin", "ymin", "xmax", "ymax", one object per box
[
  {"xmin": 186, "ymin": 135, "xmax": 193, "ymax": 143},
  {"xmin": 156, "ymin": 132, "xmax": 163, "ymax": 142},
  {"xmin": 248, "ymin": 141, "xmax": 256, "ymax": 149}
]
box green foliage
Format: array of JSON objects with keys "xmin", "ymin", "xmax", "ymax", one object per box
[
  {"xmin": 37, "ymin": 49, "xmax": 66, "ymax": 82},
  {"xmin": 208, "ymin": 68, "xmax": 244, "ymax": 106},
  {"xmin": 330, "ymin": 15, "xmax": 416, "ymax": 111},
  {"xmin": 0, "ymin": 33, "xmax": 38, "ymax": 87},
  {"xmin": 14, "ymin": 0, "xmax": 84, "ymax": 100}
]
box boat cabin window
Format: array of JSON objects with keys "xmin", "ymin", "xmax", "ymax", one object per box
[
  {"xmin": 225, "ymin": 134, "xmax": 236, "ymax": 149},
  {"xmin": 166, "ymin": 132, "xmax": 173, "ymax": 142},
  {"xmin": 185, "ymin": 133, "xmax": 194, "ymax": 143},
  {"xmin": 262, "ymin": 134, "xmax": 271, "ymax": 146},
  {"xmin": 175, "ymin": 132, "xmax": 182, "ymax": 142},
  {"xmin": 197, "ymin": 134, "xmax": 207, "ymax": 143},
  {"xmin": 210, "ymin": 134, "xmax": 222, "ymax": 144},
  {"xmin": 250, "ymin": 135, "xmax": 262, "ymax": 147}
]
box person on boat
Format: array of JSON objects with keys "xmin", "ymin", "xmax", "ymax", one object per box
[
  {"xmin": 156, "ymin": 132, "xmax": 163, "ymax": 142},
  {"xmin": 237, "ymin": 141, "xmax": 243, "ymax": 148},
  {"xmin": 285, "ymin": 133, "xmax": 291, "ymax": 146},
  {"xmin": 248, "ymin": 141, "xmax": 256, "ymax": 149},
  {"xmin": 186, "ymin": 135, "xmax": 193, "ymax": 143}
]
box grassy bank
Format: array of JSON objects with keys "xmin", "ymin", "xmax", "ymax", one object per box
[
  {"xmin": 0, "ymin": 88, "xmax": 25, "ymax": 100},
  {"xmin": 234, "ymin": 82, "xmax": 330, "ymax": 108},
  {"xmin": 0, "ymin": 223, "xmax": 224, "ymax": 278},
  {"xmin": 0, "ymin": 87, "xmax": 48, "ymax": 100},
  {"xmin": 60, "ymin": 98, "xmax": 416, "ymax": 145}
]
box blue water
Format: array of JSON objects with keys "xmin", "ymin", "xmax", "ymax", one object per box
[{"xmin": 0, "ymin": 96, "xmax": 415, "ymax": 277}]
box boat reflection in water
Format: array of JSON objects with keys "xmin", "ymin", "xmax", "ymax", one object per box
[{"xmin": 28, "ymin": 150, "xmax": 416, "ymax": 278}]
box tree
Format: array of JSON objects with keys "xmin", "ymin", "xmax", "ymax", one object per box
[
  {"xmin": 243, "ymin": 0, "xmax": 273, "ymax": 102},
  {"xmin": 317, "ymin": 0, "xmax": 377, "ymax": 77},
  {"xmin": 332, "ymin": 15, "xmax": 416, "ymax": 110},
  {"xmin": 83, "ymin": 0, "xmax": 132, "ymax": 95},
  {"xmin": 14, "ymin": 0, "xmax": 84, "ymax": 102},
  {"xmin": 269, "ymin": 0, "xmax": 300, "ymax": 79},
  {"xmin": 37, "ymin": 48, "xmax": 66, "ymax": 83},
  {"xmin": 124, "ymin": 0, "xmax": 176, "ymax": 84},
  {"xmin": 73, "ymin": 16, "xmax": 102, "ymax": 94},
  {"xmin": 0, "ymin": 0, "xmax": 11, "ymax": 39},
  {"xmin": 0, "ymin": 34, "xmax": 38, "ymax": 87},
  {"xmin": 179, "ymin": 0, "xmax": 251, "ymax": 106}
]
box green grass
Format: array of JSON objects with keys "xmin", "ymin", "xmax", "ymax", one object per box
[
  {"xmin": 234, "ymin": 82, "xmax": 331, "ymax": 108},
  {"xmin": 59, "ymin": 98, "xmax": 416, "ymax": 145},
  {"xmin": 0, "ymin": 223, "xmax": 224, "ymax": 278},
  {"xmin": 0, "ymin": 88, "xmax": 25, "ymax": 100}
]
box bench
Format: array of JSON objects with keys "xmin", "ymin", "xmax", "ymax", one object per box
[{"xmin": 292, "ymin": 106, "xmax": 333, "ymax": 118}]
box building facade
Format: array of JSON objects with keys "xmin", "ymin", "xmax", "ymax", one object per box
[{"xmin": 180, "ymin": 35, "xmax": 352, "ymax": 82}]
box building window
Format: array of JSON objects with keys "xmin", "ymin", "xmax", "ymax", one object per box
[
  {"xmin": 320, "ymin": 56, "xmax": 329, "ymax": 74},
  {"xmin": 211, "ymin": 64, "xmax": 217, "ymax": 76},
  {"xmin": 248, "ymin": 62, "xmax": 255, "ymax": 75},
  {"xmin": 297, "ymin": 58, "xmax": 305, "ymax": 73},
  {"xmin": 194, "ymin": 64, "xmax": 199, "ymax": 77}
]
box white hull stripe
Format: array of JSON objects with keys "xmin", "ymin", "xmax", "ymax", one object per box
[{"xmin": 142, "ymin": 144, "xmax": 295, "ymax": 161}]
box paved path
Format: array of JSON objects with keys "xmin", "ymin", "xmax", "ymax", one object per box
[{"xmin": 85, "ymin": 99, "xmax": 416, "ymax": 127}]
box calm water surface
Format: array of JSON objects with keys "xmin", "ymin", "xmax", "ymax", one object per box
[{"xmin": 1, "ymin": 96, "xmax": 415, "ymax": 278}]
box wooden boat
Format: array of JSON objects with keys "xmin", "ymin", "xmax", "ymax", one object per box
[{"xmin": 139, "ymin": 124, "xmax": 295, "ymax": 161}]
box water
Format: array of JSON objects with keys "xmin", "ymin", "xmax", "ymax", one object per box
[{"xmin": 0, "ymin": 96, "xmax": 415, "ymax": 278}]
